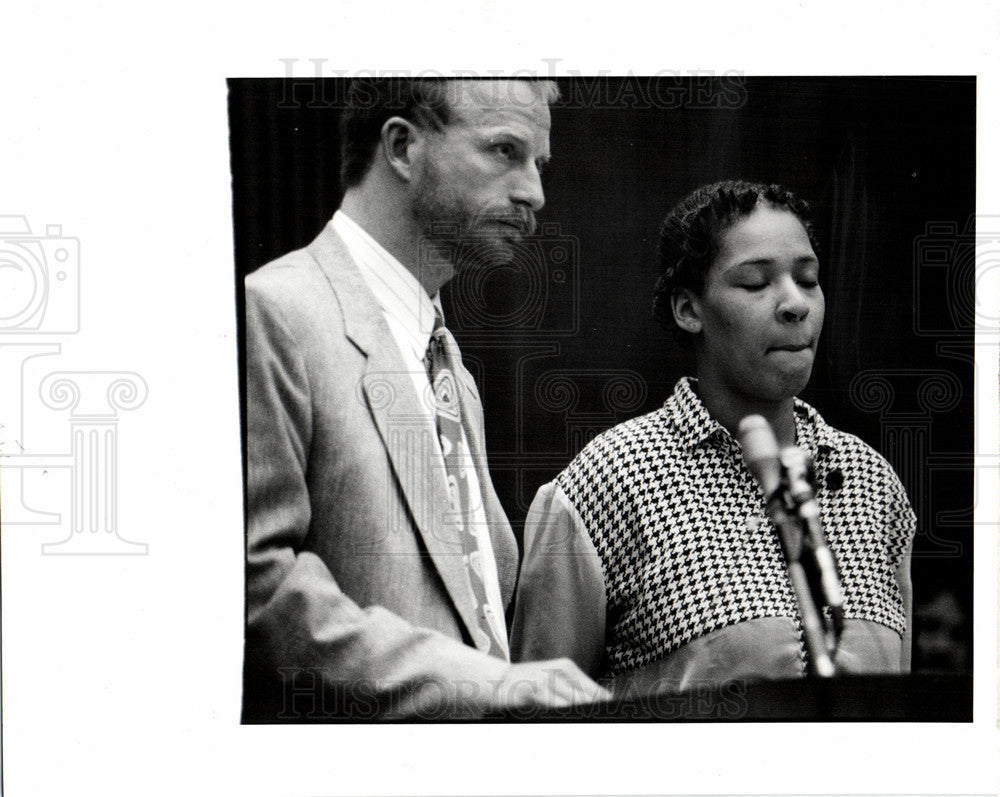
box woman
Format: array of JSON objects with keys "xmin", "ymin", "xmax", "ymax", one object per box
[{"xmin": 509, "ymin": 180, "xmax": 915, "ymax": 696}]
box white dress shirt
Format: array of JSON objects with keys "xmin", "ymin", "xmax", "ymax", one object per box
[{"xmin": 332, "ymin": 210, "xmax": 509, "ymax": 656}]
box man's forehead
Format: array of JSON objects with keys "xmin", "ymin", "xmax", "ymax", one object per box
[{"xmin": 445, "ymin": 80, "xmax": 553, "ymax": 131}]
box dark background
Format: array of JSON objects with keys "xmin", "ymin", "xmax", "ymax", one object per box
[{"xmin": 230, "ymin": 76, "xmax": 976, "ymax": 674}]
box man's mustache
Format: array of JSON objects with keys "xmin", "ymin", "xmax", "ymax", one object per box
[
  {"xmin": 491, "ymin": 211, "xmax": 537, "ymax": 236},
  {"xmin": 422, "ymin": 211, "xmax": 538, "ymax": 239}
]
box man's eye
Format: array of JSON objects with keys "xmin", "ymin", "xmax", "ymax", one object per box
[
  {"xmin": 739, "ymin": 283, "xmax": 767, "ymax": 291},
  {"xmin": 798, "ymin": 278, "xmax": 819, "ymax": 288},
  {"xmin": 493, "ymin": 143, "xmax": 518, "ymax": 160}
]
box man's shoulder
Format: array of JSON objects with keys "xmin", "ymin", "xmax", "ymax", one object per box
[
  {"xmin": 245, "ymin": 229, "xmax": 356, "ymax": 321},
  {"xmin": 247, "ymin": 243, "xmax": 325, "ymax": 296},
  {"xmin": 244, "ymin": 249, "xmax": 358, "ymax": 358}
]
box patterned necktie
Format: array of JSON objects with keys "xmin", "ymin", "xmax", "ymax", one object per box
[{"xmin": 424, "ymin": 314, "xmax": 506, "ymax": 658}]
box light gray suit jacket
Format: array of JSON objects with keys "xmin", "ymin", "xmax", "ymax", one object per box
[{"xmin": 243, "ymin": 220, "xmax": 519, "ymax": 720}]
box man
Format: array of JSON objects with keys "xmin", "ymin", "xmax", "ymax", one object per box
[{"xmin": 243, "ymin": 78, "xmax": 608, "ymax": 720}]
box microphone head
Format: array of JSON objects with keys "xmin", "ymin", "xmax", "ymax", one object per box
[{"xmin": 738, "ymin": 415, "xmax": 782, "ymax": 496}]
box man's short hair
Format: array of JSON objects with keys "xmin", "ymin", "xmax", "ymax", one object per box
[
  {"xmin": 339, "ymin": 78, "xmax": 559, "ymax": 190},
  {"xmin": 652, "ymin": 179, "xmax": 819, "ymax": 344}
]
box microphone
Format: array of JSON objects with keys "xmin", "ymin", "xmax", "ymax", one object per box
[
  {"xmin": 738, "ymin": 415, "xmax": 803, "ymax": 562},
  {"xmin": 737, "ymin": 415, "xmax": 783, "ymax": 499}
]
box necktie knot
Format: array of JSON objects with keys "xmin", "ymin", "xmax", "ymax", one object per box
[{"xmin": 424, "ymin": 312, "xmax": 448, "ymax": 378}]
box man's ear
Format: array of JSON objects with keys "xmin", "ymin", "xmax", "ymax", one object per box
[
  {"xmin": 671, "ymin": 288, "xmax": 703, "ymax": 335},
  {"xmin": 380, "ymin": 116, "xmax": 424, "ymax": 182}
]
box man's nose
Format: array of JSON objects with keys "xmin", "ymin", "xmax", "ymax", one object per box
[{"xmin": 511, "ymin": 162, "xmax": 545, "ymax": 212}]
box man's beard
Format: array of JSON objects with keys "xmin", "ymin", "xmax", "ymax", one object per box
[{"xmin": 412, "ymin": 166, "xmax": 536, "ymax": 272}]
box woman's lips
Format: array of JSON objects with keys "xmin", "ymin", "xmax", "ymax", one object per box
[{"xmin": 768, "ymin": 342, "xmax": 813, "ymax": 353}]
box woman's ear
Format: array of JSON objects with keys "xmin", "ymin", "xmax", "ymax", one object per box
[
  {"xmin": 671, "ymin": 288, "xmax": 703, "ymax": 335},
  {"xmin": 380, "ymin": 116, "xmax": 424, "ymax": 182}
]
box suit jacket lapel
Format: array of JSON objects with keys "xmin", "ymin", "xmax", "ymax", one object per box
[{"xmin": 305, "ymin": 222, "xmax": 490, "ymax": 648}]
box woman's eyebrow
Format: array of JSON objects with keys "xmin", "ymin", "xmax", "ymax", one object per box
[{"xmin": 730, "ymin": 254, "xmax": 819, "ymax": 267}]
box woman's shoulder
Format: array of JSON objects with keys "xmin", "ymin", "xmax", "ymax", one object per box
[
  {"xmin": 794, "ymin": 398, "xmax": 914, "ymax": 512},
  {"xmin": 795, "ymin": 399, "xmax": 898, "ymax": 471},
  {"xmin": 557, "ymin": 406, "xmax": 675, "ymax": 485}
]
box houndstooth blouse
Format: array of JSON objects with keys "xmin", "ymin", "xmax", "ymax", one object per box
[{"xmin": 510, "ymin": 378, "xmax": 915, "ymax": 695}]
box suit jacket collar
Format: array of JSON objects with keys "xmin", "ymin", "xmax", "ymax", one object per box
[
  {"xmin": 304, "ymin": 219, "xmax": 393, "ymax": 358},
  {"xmin": 304, "ymin": 220, "xmax": 513, "ymax": 650}
]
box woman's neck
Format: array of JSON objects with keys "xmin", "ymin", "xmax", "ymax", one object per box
[{"xmin": 692, "ymin": 376, "xmax": 797, "ymax": 447}]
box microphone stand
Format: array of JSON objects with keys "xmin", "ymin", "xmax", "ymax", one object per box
[
  {"xmin": 739, "ymin": 414, "xmax": 843, "ymax": 678},
  {"xmin": 762, "ymin": 477, "xmax": 838, "ymax": 678},
  {"xmin": 780, "ymin": 447, "xmax": 845, "ymax": 652}
]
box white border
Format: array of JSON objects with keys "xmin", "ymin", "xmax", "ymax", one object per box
[{"xmin": 1, "ymin": 2, "xmax": 997, "ymax": 795}]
